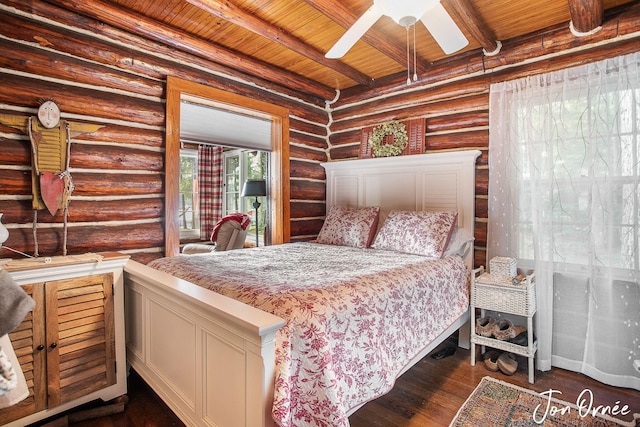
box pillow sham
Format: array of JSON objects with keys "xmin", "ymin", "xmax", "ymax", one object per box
[
  {"xmin": 316, "ymin": 205, "xmax": 380, "ymax": 248},
  {"xmin": 372, "ymin": 210, "xmax": 458, "ymax": 258},
  {"xmin": 443, "ymin": 226, "xmax": 474, "ymax": 258}
]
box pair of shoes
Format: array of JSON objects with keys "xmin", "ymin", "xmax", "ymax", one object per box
[
  {"xmin": 483, "ymin": 350, "xmax": 500, "ymax": 371},
  {"xmin": 482, "ymin": 350, "xmax": 518, "ymax": 375},
  {"xmin": 476, "ymin": 317, "xmax": 521, "ymax": 341},
  {"xmin": 475, "ymin": 316, "xmax": 496, "ymax": 337},
  {"xmin": 509, "ymin": 327, "xmax": 534, "ymax": 346},
  {"xmin": 497, "ymin": 353, "xmax": 518, "ymax": 375},
  {"xmin": 492, "ymin": 319, "xmax": 518, "ymax": 341}
]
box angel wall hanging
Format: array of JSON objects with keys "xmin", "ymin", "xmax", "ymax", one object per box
[{"xmin": 0, "ymin": 100, "xmax": 103, "ymax": 256}]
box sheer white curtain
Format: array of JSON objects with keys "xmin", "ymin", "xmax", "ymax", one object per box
[{"xmin": 488, "ymin": 51, "xmax": 640, "ymax": 390}]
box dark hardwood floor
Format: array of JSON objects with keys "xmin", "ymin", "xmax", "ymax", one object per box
[
  {"xmin": 42, "ymin": 339, "xmax": 638, "ymax": 427},
  {"xmin": 350, "ymin": 339, "xmax": 640, "ymax": 426}
]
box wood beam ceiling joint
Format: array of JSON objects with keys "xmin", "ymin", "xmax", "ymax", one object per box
[
  {"xmin": 186, "ymin": 0, "xmax": 374, "ymax": 87},
  {"xmin": 445, "ymin": 0, "xmax": 501, "ymax": 56}
]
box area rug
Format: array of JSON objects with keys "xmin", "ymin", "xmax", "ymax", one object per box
[{"xmin": 450, "ymin": 376, "xmax": 639, "ymax": 426}]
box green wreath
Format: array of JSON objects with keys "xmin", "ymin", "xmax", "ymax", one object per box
[{"xmin": 369, "ymin": 121, "xmax": 408, "ymax": 157}]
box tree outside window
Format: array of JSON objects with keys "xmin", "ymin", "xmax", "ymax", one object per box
[{"xmin": 179, "ymin": 149, "xmax": 199, "ymax": 239}]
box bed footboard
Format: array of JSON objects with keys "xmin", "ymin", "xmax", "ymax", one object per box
[{"xmin": 123, "ymin": 260, "xmax": 285, "ymax": 427}]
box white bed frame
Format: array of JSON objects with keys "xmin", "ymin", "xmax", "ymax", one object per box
[{"xmin": 123, "ymin": 150, "xmax": 481, "ymax": 427}]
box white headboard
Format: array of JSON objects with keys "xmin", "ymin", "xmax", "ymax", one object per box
[{"xmin": 321, "ymin": 150, "xmax": 481, "ymax": 268}]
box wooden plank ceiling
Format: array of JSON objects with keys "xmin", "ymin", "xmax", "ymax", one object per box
[{"xmin": 53, "ymin": 0, "xmax": 635, "ymax": 99}]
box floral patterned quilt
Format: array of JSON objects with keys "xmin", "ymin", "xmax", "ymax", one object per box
[{"xmin": 149, "ymin": 242, "xmax": 469, "ymax": 427}]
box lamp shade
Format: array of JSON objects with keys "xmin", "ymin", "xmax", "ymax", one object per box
[{"xmin": 241, "ymin": 179, "xmax": 267, "ymax": 197}]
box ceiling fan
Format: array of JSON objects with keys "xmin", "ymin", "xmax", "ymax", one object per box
[{"xmin": 325, "ymin": 0, "xmax": 469, "ymax": 59}]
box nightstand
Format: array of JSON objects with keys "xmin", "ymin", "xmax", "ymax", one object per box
[{"xmin": 470, "ymin": 268, "xmax": 537, "ymax": 383}]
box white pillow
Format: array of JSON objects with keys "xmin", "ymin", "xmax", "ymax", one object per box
[{"xmin": 443, "ymin": 227, "xmax": 474, "ymax": 258}]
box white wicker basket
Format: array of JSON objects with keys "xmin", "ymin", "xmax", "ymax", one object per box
[
  {"xmin": 472, "ymin": 273, "xmax": 536, "ymax": 316},
  {"xmin": 489, "ymin": 256, "xmax": 517, "ymax": 282}
]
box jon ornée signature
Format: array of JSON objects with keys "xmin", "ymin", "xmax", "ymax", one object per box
[{"xmin": 533, "ymin": 388, "xmax": 638, "ymax": 425}]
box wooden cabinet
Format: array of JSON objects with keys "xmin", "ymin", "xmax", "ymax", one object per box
[{"xmin": 0, "ymin": 253, "xmax": 128, "ymax": 426}]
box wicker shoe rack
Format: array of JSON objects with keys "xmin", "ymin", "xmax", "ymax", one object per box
[{"xmin": 470, "ymin": 263, "xmax": 537, "ymax": 383}]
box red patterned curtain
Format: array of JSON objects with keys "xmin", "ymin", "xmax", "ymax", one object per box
[{"xmin": 198, "ymin": 145, "xmax": 224, "ymax": 240}]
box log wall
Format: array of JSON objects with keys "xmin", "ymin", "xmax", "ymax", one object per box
[
  {"xmin": 327, "ymin": 3, "xmax": 640, "ymax": 268},
  {"xmin": 0, "ymin": 0, "xmax": 638, "ymax": 266},
  {"xmin": 0, "ymin": 0, "xmax": 329, "ymax": 263}
]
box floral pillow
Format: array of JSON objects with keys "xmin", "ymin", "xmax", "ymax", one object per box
[
  {"xmin": 372, "ymin": 210, "xmax": 458, "ymax": 258},
  {"xmin": 316, "ymin": 205, "xmax": 380, "ymax": 248}
]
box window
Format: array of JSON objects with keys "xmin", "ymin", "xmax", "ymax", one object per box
[
  {"xmin": 224, "ymin": 149, "xmax": 268, "ymax": 245},
  {"xmin": 505, "ymin": 77, "xmax": 640, "ymax": 272},
  {"xmin": 224, "ymin": 153, "xmax": 240, "ymax": 214},
  {"xmin": 179, "ymin": 146, "xmax": 268, "ymax": 244},
  {"xmin": 179, "ymin": 149, "xmax": 199, "ymax": 239}
]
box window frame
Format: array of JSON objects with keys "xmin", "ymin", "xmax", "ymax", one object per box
[{"xmin": 178, "ymin": 148, "xmax": 200, "ymax": 240}]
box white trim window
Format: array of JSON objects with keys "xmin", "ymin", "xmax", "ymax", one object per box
[
  {"xmin": 223, "ymin": 149, "xmax": 268, "ymax": 244},
  {"xmin": 179, "ymin": 149, "xmax": 200, "ymax": 239}
]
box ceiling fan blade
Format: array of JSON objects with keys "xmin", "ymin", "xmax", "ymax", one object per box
[
  {"xmin": 325, "ymin": 5, "xmax": 382, "ymax": 59},
  {"xmin": 420, "ymin": 2, "xmax": 468, "ymax": 55}
]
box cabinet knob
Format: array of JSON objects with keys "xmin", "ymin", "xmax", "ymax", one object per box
[
  {"xmin": 50, "ymin": 343, "xmax": 57, "ymax": 349},
  {"xmin": 37, "ymin": 344, "xmax": 45, "ymax": 351}
]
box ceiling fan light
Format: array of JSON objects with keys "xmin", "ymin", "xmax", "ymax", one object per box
[{"xmin": 374, "ymin": 0, "xmax": 440, "ymax": 26}]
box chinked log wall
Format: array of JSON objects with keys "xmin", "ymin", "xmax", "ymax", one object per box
[
  {"xmin": 1, "ymin": 1, "xmax": 638, "ymax": 265},
  {"xmin": 327, "ymin": 3, "xmax": 640, "ymax": 268},
  {"xmin": 0, "ymin": 0, "xmax": 329, "ymax": 263}
]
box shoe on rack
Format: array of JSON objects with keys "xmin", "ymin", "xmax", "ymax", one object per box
[
  {"xmin": 497, "ymin": 353, "xmax": 518, "ymax": 375},
  {"xmin": 493, "ymin": 319, "xmax": 517, "ymax": 341},
  {"xmin": 483, "ymin": 350, "xmax": 501, "ymax": 372},
  {"xmin": 475, "ymin": 316, "xmax": 496, "ymax": 337},
  {"xmin": 509, "ymin": 326, "xmax": 529, "ymax": 346}
]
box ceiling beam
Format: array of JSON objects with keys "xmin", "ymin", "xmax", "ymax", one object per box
[
  {"xmin": 44, "ymin": 0, "xmax": 336, "ymax": 100},
  {"xmin": 303, "ymin": 0, "xmax": 428, "ymax": 74},
  {"xmin": 187, "ymin": 0, "xmax": 373, "ymax": 87},
  {"xmin": 567, "ymin": 0, "xmax": 604, "ymax": 34},
  {"xmin": 445, "ymin": 0, "xmax": 500, "ymax": 55}
]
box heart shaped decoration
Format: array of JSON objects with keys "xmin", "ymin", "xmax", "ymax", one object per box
[{"xmin": 39, "ymin": 171, "xmax": 65, "ymax": 216}]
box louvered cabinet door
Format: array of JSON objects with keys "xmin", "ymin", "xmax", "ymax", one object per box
[
  {"xmin": 45, "ymin": 273, "xmax": 116, "ymax": 407},
  {"xmin": 0, "ymin": 284, "xmax": 47, "ymax": 425}
]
